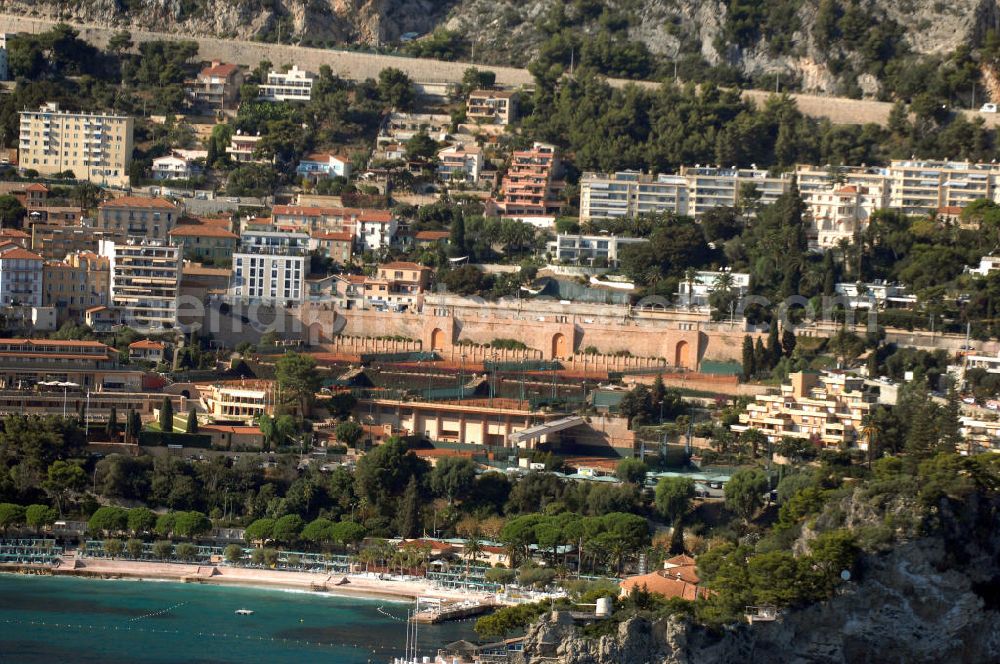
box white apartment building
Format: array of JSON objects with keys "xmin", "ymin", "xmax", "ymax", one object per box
[
  {"xmin": 547, "ymin": 233, "xmax": 649, "ymax": 266},
  {"xmin": 437, "ymin": 143, "xmax": 483, "ymax": 184},
  {"xmin": 100, "ymin": 239, "xmax": 182, "ymax": 330},
  {"xmin": 887, "ymin": 160, "xmax": 1000, "ymax": 215},
  {"xmin": 833, "ymin": 281, "xmax": 916, "ymax": 309},
  {"xmin": 226, "ymin": 132, "xmax": 264, "ymax": 164},
  {"xmin": 968, "ymin": 256, "xmax": 1000, "ymax": 277},
  {"xmin": 676, "ymin": 270, "xmax": 750, "ymax": 308},
  {"xmin": 579, "ymin": 168, "xmax": 789, "ymax": 220},
  {"xmin": 0, "ymin": 245, "xmax": 43, "ymax": 307},
  {"xmin": 378, "ymin": 112, "xmax": 452, "ymax": 144},
  {"xmin": 151, "ymin": 149, "xmax": 207, "ymax": 180},
  {"xmin": 258, "ymin": 65, "xmax": 316, "ymax": 102},
  {"xmin": 19, "ymin": 103, "xmax": 134, "ymax": 187},
  {"xmin": 354, "ymin": 210, "xmax": 399, "ymax": 252},
  {"xmin": 229, "ymin": 229, "xmax": 307, "ymax": 305},
  {"xmin": 795, "ymin": 164, "xmax": 891, "ymax": 250},
  {"xmin": 682, "ymin": 166, "xmax": 791, "ymax": 217},
  {"xmin": 579, "ymin": 171, "xmax": 688, "ymax": 220}
]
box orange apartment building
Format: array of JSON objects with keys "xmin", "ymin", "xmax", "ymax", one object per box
[
  {"xmin": 490, "ymin": 142, "xmax": 565, "ymax": 221},
  {"xmin": 732, "ymin": 371, "xmax": 877, "ymax": 449}
]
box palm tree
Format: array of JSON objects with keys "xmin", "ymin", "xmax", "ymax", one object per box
[
  {"xmin": 684, "ymin": 267, "xmax": 699, "ymax": 309},
  {"xmin": 463, "ymin": 535, "xmax": 483, "ymax": 575},
  {"xmin": 861, "ymin": 415, "xmax": 880, "ymax": 469}
]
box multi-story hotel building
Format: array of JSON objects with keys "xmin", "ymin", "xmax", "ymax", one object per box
[
  {"xmin": 258, "ymin": 65, "xmax": 315, "ymax": 102},
  {"xmin": 732, "ymin": 371, "xmax": 877, "ymax": 449},
  {"xmin": 229, "ymin": 228, "xmax": 307, "ymax": 305},
  {"xmin": 18, "ymin": 102, "xmax": 134, "ymax": 187},
  {"xmin": 100, "ymin": 240, "xmax": 182, "ymax": 331},
  {"xmin": 681, "ymin": 166, "xmax": 791, "ymax": 217},
  {"xmin": 491, "ymin": 142, "xmax": 565, "ymax": 221},
  {"xmin": 579, "ymin": 171, "xmax": 688, "ymax": 220},
  {"xmin": 96, "ymin": 197, "xmax": 179, "ymax": 241},
  {"xmin": 886, "ymin": 160, "xmax": 1000, "ymax": 215},
  {"xmin": 0, "ymin": 338, "xmax": 141, "ymax": 391},
  {"xmin": 579, "ymin": 168, "xmax": 790, "ymax": 220}
]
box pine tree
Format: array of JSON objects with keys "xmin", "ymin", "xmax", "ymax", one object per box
[
  {"xmin": 938, "ymin": 383, "xmax": 963, "ymax": 453},
  {"xmin": 754, "ymin": 338, "xmax": 767, "ymax": 377},
  {"xmin": 742, "ymin": 335, "xmax": 755, "ymax": 380},
  {"xmin": 186, "ymin": 408, "xmax": 198, "ymax": 434},
  {"xmin": 159, "ymin": 397, "xmax": 174, "ymax": 433},
  {"xmin": 106, "ymin": 406, "xmax": 118, "ymax": 438},
  {"xmin": 399, "ymin": 477, "xmax": 421, "ymax": 538},
  {"xmin": 766, "ymin": 323, "xmax": 781, "ymax": 368},
  {"xmin": 781, "ymin": 329, "xmax": 796, "ymax": 357}
]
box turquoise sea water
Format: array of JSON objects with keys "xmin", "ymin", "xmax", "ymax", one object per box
[{"xmin": 0, "ymin": 574, "xmax": 478, "ymax": 663}]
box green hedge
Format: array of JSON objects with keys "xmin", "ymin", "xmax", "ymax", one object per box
[{"xmin": 139, "ymin": 431, "xmax": 213, "ymax": 448}]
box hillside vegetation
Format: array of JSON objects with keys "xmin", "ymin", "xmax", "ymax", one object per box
[{"xmin": 10, "ymin": 0, "xmax": 1000, "ymax": 105}]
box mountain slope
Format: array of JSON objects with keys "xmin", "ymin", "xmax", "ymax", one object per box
[{"xmin": 6, "ymin": 0, "xmax": 1000, "ymax": 98}]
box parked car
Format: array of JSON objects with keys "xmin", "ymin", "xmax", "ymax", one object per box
[{"xmin": 981, "ymin": 103, "xmax": 997, "ymax": 113}]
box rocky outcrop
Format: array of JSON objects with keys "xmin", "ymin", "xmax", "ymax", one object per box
[{"xmin": 520, "ymin": 493, "xmax": 1000, "ymax": 664}]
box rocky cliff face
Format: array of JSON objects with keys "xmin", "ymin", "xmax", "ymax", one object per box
[
  {"xmin": 520, "ymin": 492, "xmax": 1000, "ymax": 664},
  {"xmin": 7, "ymin": 0, "xmax": 1000, "ymax": 95}
]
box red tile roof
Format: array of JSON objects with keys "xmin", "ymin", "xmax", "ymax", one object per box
[
  {"xmin": 619, "ymin": 571, "xmax": 709, "ymax": 600},
  {"xmin": 414, "ymin": 230, "xmax": 450, "ymax": 241},
  {"xmin": 0, "ymin": 229, "xmax": 30, "ymax": 238},
  {"xmin": 201, "ymin": 62, "xmax": 240, "ymax": 78},
  {"xmin": 0, "ymin": 247, "xmax": 43, "ymax": 260},
  {"xmin": 129, "ymin": 340, "xmax": 166, "ymax": 350},
  {"xmin": 380, "ymin": 261, "xmax": 429, "ymax": 271},
  {"xmin": 24, "ymin": 183, "xmax": 49, "ymax": 193}
]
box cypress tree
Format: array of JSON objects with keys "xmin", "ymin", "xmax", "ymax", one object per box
[
  {"xmin": 128, "ymin": 410, "xmax": 143, "ymax": 443},
  {"xmin": 186, "ymin": 408, "xmax": 199, "ymax": 434},
  {"xmin": 822, "ymin": 250, "xmax": 836, "ymax": 296},
  {"xmin": 160, "ymin": 397, "xmax": 174, "ymax": 433},
  {"xmin": 106, "ymin": 406, "xmax": 118, "ymax": 438},
  {"xmin": 754, "ymin": 338, "xmax": 767, "ymax": 377},
  {"xmin": 449, "ymin": 211, "xmax": 466, "ymax": 254},
  {"xmin": 742, "ymin": 335, "xmax": 755, "ymax": 380},
  {"xmin": 766, "ymin": 323, "xmax": 781, "ymax": 368},
  {"xmin": 398, "ymin": 477, "xmax": 421, "ymax": 539}
]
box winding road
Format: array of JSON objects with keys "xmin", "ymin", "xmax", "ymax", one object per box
[{"xmin": 2, "ymin": 12, "xmax": 997, "ymax": 128}]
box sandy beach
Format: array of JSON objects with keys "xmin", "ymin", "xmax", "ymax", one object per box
[{"xmin": 1, "ymin": 558, "xmax": 494, "ymax": 605}]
